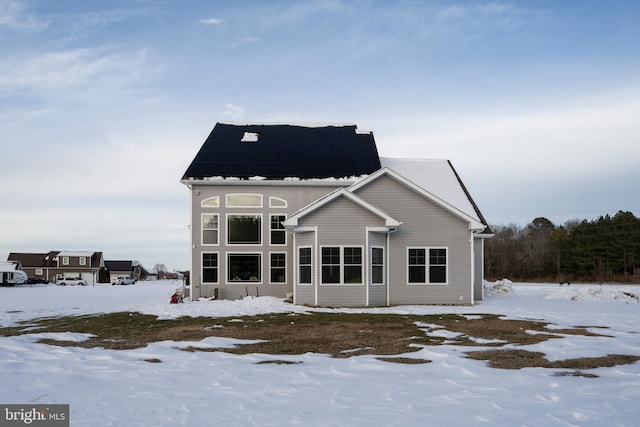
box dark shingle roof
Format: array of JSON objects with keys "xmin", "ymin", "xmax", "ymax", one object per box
[
  {"xmin": 182, "ymin": 123, "xmax": 381, "ymax": 180},
  {"xmin": 105, "ymin": 260, "xmax": 133, "ymax": 272}
]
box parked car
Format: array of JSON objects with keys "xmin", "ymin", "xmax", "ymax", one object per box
[
  {"xmin": 26, "ymin": 277, "xmax": 50, "ymax": 284},
  {"xmin": 56, "ymin": 277, "xmax": 86, "ymax": 286},
  {"xmin": 113, "ymin": 277, "xmax": 136, "ymax": 285}
]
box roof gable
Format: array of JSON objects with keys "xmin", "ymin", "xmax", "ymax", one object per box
[
  {"xmin": 283, "ymin": 188, "xmax": 401, "ymax": 230},
  {"xmin": 182, "ymin": 122, "xmax": 381, "ymax": 180},
  {"xmin": 349, "ymin": 167, "xmax": 486, "ymax": 231},
  {"xmin": 379, "ymin": 158, "xmax": 490, "ymax": 229}
]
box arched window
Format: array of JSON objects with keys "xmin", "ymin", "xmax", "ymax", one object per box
[
  {"xmin": 201, "ymin": 196, "xmax": 219, "ymax": 208},
  {"xmin": 269, "ymin": 196, "xmax": 287, "ymax": 208}
]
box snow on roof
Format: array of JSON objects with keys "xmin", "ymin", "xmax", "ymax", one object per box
[
  {"xmin": 0, "ymin": 261, "xmax": 18, "ymax": 271},
  {"xmin": 57, "ymin": 251, "xmax": 95, "ymax": 257},
  {"xmin": 219, "ymin": 121, "xmax": 357, "ymax": 128},
  {"xmin": 380, "ymin": 158, "xmax": 482, "ymax": 223}
]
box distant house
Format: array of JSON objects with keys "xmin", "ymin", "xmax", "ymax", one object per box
[
  {"xmin": 104, "ymin": 260, "xmax": 153, "ymax": 283},
  {"xmin": 181, "ymin": 122, "xmax": 491, "ymax": 306},
  {"xmin": 8, "ymin": 251, "xmax": 105, "ymax": 285}
]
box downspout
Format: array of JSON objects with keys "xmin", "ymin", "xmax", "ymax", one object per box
[{"xmin": 386, "ymin": 227, "xmax": 398, "ymax": 306}]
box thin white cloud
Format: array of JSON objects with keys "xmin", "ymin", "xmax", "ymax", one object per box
[
  {"xmin": 0, "ymin": 48, "xmax": 152, "ymax": 92},
  {"xmin": 0, "ymin": 0, "xmax": 50, "ymax": 31},
  {"xmin": 198, "ymin": 17, "xmax": 222, "ymax": 25}
]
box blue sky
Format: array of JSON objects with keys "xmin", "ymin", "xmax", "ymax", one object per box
[{"xmin": 2, "ymin": 0, "xmax": 639, "ymax": 271}]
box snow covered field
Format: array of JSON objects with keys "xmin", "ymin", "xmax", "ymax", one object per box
[{"xmin": 1, "ymin": 280, "xmax": 639, "ymax": 426}]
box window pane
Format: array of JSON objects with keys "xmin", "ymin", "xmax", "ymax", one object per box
[
  {"xmin": 299, "ymin": 266, "xmax": 311, "ymax": 284},
  {"xmin": 203, "ymin": 215, "xmax": 218, "ymax": 228},
  {"xmin": 228, "ymin": 254, "xmax": 261, "ymax": 281},
  {"xmin": 429, "ymin": 248, "xmax": 446, "ymax": 265},
  {"xmin": 430, "ymin": 266, "xmax": 446, "ymax": 283},
  {"xmin": 372, "ymin": 248, "xmax": 384, "ymax": 265},
  {"xmin": 269, "ymin": 197, "xmax": 287, "ymax": 207},
  {"xmin": 201, "ymin": 197, "xmax": 219, "ymax": 207},
  {"xmin": 372, "ymin": 266, "xmax": 383, "ymax": 284},
  {"xmin": 409, "ymin": 249, "xmax": 425, "ymax": 265},
  {"xmin": 299, "ymin": 248, "xmax": 311, "ymax": 265},
  {"xmin": 322, "ymin": 247, "xmax": 340, "ymax": 265},
  {"xmin": 344, "ymin": 266, "xmax": 362, "ymax": 283},
  {"xmin": 227, "ymin": 194, "xmax": 261, "ymax": 207},
  {"xmin": 322, "ymin": 266, "xmax": 340, "ymax": 283},
  {"xmin": 343, "ymin": 247, "xmax": 361, "ymax": 265},
  {"xmin": 203, "ymin": 230, "xmax": 218, "ymax": 245},
  {"xmin": 409, "ymin": 265, "xmax": 426, "ymax": 283},
  {"xmin": 228, "ymin": 215, "xmax": 261, "ymax": 244}
]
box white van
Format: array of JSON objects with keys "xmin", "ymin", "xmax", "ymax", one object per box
[{"xmin": 56, "ymin": 276, "xmax": 87, "ymax": 286}]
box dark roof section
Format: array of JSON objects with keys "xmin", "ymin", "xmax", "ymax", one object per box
[
  {"xmin": 105, "ymin": 260, "xmax": 133, "ymax": 272},
  {"xmin": 182, "ymin": 123, "xmax": 382, "ymax": 180}
]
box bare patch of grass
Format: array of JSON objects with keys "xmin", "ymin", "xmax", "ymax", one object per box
[
  {"xmin": 0, "ymin": 311, "xmax": 636, "ymax": 372},
  {"xmin": 466, "ymin": 349, "xmax": 640, "ymax": 372},
  {"xmin": 376, "ymin": 357, "xmax": 431, "ymax": 364}
]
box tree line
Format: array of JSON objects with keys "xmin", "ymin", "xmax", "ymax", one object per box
[{"xmin": 485, "ymin": 210, "xmax": 640, "ymax": 283}]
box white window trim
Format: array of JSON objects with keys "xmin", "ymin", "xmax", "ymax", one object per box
[
  {"xmin": 62, "ymin": 256, "xmax": 69, "ymax": 266},
  {"xmin": 269, "ymin": 214, "xmax": 287, "ymax": 246},
  {"xmin": 201, "ymin": 196, "xmax": 220, "ymax": 208},
  {"xmin": 226, "ymin": 213, "xmax": 263, "ymax": 246},
  {"xmin": 202, "ymin": 251, "xmax": 219, "ymax": 284},
  {"xmin": 320, "ymin": 245, "xmax": 364, "ymax": 286},
  {"xmin": 269, "ymin": 251, "xmax": 287, "ymax": 284},
  {"xmin": 201, "ymin": 213, "xmax": 219, "ymax": 246},
  {"xmin": 35, "ymin": 268, "xmax": 43, "ymax": 275},
  {"xmin": 371, "ymin": 246, "xmax": 385, "ymax": 286},
  {"xmin": 79, "ymin": 257, "xmax": 86, "ymax": 266},
  {"xmin": 226, "ymin": 252, "xmax": 263, "ymax": 284},
  {"xmin": 298, "ymin": 246, "xmax": 313, "ymax": 286},
  {"xmin": 269, "ymin": 196, "xmax": 287, "ymax": 208},
  {"xmin": 407, "ymin": 247, "xmax": 449, "ymax": 286},
  {"xmin": 226, "ymin": 193, "xmax": 263, "ymax": 208}
]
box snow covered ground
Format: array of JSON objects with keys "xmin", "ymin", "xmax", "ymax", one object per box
[{"xmin": 1, "ymin": 280, "xmax": 639, "ymax": 426}]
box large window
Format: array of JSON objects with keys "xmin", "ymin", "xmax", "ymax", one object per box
[
  {"xmin": 371, "ymin": 247, "xmax": 384, "ymax": 284},
  {"xmin": 227, "ymin": 215, "xmax": 262, "ymax": 244},
  {"xmin": 202, "ymin": 253, "xmax": 218, "ymax": 283},
  {"xmin": 228, "ymin": 254, "xmax": 261, "ymax": 282},
  {"xmin": 270, "ymin": 215, "xmax": 286, "ymax": 245},
  {"xmin": 299, "ymin": 247, "xmax": 312, "ymax": 284},
  {"xmin": 270, "ymin": 253, "xmax": 286, "ymax": 283},
  {"xmin": 202, "ymin": 214, "xmax": 219, "ymax": 245},
  {"xmin": 408, "ymin": 248, "xmax": 447, "ymax": 284},
  {"xmin": 321, "ymin": 247, "xmax": 362, "ymax": 284}
]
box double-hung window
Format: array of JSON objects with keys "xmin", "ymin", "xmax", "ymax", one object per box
[
  {"xmin": 408, "ymin": 248, "xmax": 447, "ymax": 284},
  {"xmin": 298, "ymin": 247, "xmax": 312, "ymax": 284},
  {"xmin": 371, "ymin": 247, "xmax": 384, "ymax": 284},
  {"xmin": 270, "ymin": 253, "xmax": 286, "ymax": 283},
  {"xmin": 270, "ymin": 215, "xmax": 286, "ymax": 245},
  {"xmin": 321, "ymin": 247, "xmax": 362, "ymax": 284},
  {"xmin": 202, "ymin": 253, "xmax": 218, "ymax": 283},
  {"xmin": 202, "ymin": 214, "xmax": 219, "ymax": 245}
]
